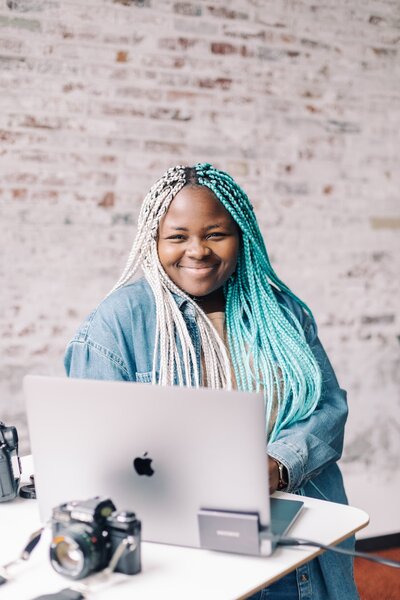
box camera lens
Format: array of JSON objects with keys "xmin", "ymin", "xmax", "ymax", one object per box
[
  {"xmin": 53, "ymin": 538, "xmax": 84, "ymax": 575},
  {"xmin": 50, "ymin": 523, "xmax": 108, "ymax": 580}
]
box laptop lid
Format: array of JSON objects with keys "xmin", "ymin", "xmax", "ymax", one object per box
[{"xmin": 24, "ymin": 375, "xmax": 271, "ymax": 550}]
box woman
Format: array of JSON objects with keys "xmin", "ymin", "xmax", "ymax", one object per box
[{"xmin": 65, "ymin": 163, "xmax": 359, "ymax": 600}]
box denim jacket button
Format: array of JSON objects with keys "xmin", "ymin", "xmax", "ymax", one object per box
[{"xmin": 300, "ymin": 573, "xmax": 309, "ymax": 582}]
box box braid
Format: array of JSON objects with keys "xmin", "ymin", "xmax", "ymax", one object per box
[{"xmin": 108, "ymin": 163, "xmax": 322, "ymax": 442}]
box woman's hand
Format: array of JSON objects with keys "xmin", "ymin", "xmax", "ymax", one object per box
[{"xmin": 268, "ymin": 456, "xmax": 280, "ymax": 495}]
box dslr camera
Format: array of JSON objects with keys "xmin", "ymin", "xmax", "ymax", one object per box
[
  {"xmin": 50, "ymin": 497, "xmax": 141, "ymax": 580},
  {"xmin": 0, "ymin": 421, "xmax": 21, "ymax": 502}
]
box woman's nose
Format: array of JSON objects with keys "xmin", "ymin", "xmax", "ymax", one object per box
[{"xmin": 186, "ymin": 239, "xmax": 211, "ymax": 259}]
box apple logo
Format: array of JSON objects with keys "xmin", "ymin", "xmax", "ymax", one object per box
[{"xmin": 133, "ymin": 452, "xmax": 154, "ymax": 477}]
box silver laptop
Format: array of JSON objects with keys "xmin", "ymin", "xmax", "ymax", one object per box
[{"xmin": 23, "ymin": 375, "xmax": 302, "ymax": 555}]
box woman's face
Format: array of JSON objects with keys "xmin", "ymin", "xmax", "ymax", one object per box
[{"xmin": 157, "ymin": 185, "xmax": 240, "ymax": 298}]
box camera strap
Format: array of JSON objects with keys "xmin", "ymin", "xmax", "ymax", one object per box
[
  {"xmin": 0, "ymin": 526, "xmax": 44, "ymax": 583},
  {"xmin": 102, "ymin": 535, "xmax": 137, "ymax": 577},
  {"xmin": 2, "ymin": 529, "xmax": 137, "ymax": 598}
]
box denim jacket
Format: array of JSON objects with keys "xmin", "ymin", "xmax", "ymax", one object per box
[{"xmin": 65, "ymin": 277, "xmax": 359, "ymax": 600}]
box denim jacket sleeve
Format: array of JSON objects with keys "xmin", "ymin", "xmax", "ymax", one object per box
[{"xmin": 267, "ymin": 297, "xmax": 348, "ymax": 493}]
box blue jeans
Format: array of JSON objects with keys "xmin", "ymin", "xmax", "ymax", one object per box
[{"xmin": 247, "ymin": 569, "xmax": 299, "ymax": 600}]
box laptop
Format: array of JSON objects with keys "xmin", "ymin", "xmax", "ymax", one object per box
[{"xmin": 23, "ymin": 375, "xmax": 303, "ymax": 556}]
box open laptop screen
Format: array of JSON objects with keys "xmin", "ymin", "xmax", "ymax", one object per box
[{"xmin": 24, "ymin": 375, "xmax": 271, "ymax": 550}]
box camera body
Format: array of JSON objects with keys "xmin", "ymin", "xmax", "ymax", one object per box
[
  {"xmin": 50, "ymin": 497, "xmax": 141, "ymax": 580},
  {"xmin": 0, "ymin": 421, "xmax": 21, "ymax": 502}
]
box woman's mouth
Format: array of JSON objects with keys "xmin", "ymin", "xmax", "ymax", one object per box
[{"xmin": 178, "ymin": 264, "xmax": 218, "ymax": 275}]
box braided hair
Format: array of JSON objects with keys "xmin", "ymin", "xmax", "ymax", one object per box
[{"xmin": 109, "ymin": 163, "xmax": 322, "ymax": 441}]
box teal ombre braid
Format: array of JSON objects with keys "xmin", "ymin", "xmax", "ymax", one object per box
[{"xmin": 194, "ymin": 163, "xmax": 322, "ymax": 442}]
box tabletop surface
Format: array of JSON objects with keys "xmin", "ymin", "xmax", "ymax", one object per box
[{"xmin": 0, "ymin": 457, "xmax": 369, "ymax": 600}]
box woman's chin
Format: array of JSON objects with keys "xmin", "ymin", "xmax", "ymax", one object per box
[
  {"xmin": 183, "ymin": 286, "xmax": 213, "ymax": 298},
  {"xmin": 181, "ymin": 284, "xmax": 225, "ymax": 300},
  {"xmin": 169, "ymin": 277, "xmax": 209, "ymax": 297}
]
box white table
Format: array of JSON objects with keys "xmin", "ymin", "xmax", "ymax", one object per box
[{"xmin": 0, "ymin": 458, "xmax": 369, "ymax": 600}]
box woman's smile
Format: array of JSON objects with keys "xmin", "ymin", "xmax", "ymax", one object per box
[
  {"xmin": 179, "ymin": 264, "xmax": 218, "ymax": 271},
  {"xmin": 176, "ymin": 264, "xmax": 219, "ymax": 283}
]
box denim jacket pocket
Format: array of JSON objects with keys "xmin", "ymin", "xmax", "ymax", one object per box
[
  {"xmin": 135, "ymin": 370, "xmax": 160, "ymax": 384},
  {"xmin": 135, "ymin": 371, "xmax": 153, "ymax": 383}
]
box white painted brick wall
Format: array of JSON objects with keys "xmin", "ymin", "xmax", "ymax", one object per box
[{"xmin": 1, "ymin": 0, "xmax": 399, "ymax": 536}]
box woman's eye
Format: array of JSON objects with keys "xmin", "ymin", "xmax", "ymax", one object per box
[
  {"xmin": 167, "ymin": 235, "xmax": 185, "ymax": 240},
  {"xmin": 207, "ymin": 232, "xmax": 225, "ymax": 239}
]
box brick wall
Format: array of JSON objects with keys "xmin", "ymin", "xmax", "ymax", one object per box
[{"xmin": 1, "ymin": 0, "xmax": 399, "ymax": 536}]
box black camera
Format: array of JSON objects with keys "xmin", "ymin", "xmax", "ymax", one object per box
[
  {"xmin": 0, "ymin": 421, "xmax": 21, "ymax": 502},
  {"xmin": 50, "ymin": 497, "xmax": 141, "ymax": 580}
]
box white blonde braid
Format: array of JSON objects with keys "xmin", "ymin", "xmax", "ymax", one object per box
[{"xmin": 107, "ymin": 165, "xmax": 233, "ymax": 389}]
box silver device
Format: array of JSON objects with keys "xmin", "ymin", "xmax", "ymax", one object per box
[{"xmin": 24, "ymin": 375, "xmax": 302, "ymax": 555}]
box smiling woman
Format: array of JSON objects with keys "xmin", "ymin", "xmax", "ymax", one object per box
[{"xmin": 64, "ymin": 163, "xmax": 360, "ymax": 600}]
